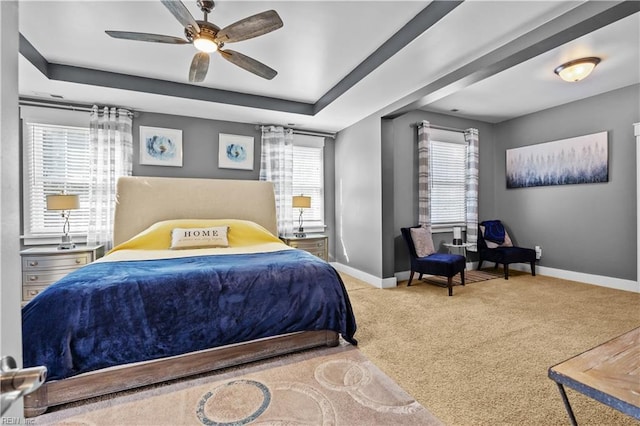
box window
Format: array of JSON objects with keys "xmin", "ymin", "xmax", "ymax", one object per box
[
  {"xmin": 21, "ymin": 107, "xmax": 91, "ymax": 242},
  {"xmin": 292, "ymin": 134, "xmax": 325, "ymax": 231},
  {"xmin": 429, "ymin": 130, "xmax": 467, "ymax": 227}
]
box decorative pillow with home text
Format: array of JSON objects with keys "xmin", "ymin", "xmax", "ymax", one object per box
[{"xmin": 170, "ymin": 226, "xmax": 229, "ymax": 249}]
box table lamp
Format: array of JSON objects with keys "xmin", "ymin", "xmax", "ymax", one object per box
[
  {"xmin": 453, "ymin": 226, "xmax": 463, "ymax": 245},
  {"xmin": 292, "ymin": 195, "xmax": 311, "ymax": 238},
  {"xmin": 47, "ymin": 193, "xmax": 80, "ymax": 249}
]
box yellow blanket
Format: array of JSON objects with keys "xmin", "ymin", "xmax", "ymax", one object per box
[{"xmin": 101, "ymin": 219, "xmax": 291, "ymax": 262}]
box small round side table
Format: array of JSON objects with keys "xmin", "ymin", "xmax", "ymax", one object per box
[{"xmin": 443, "ymin": 242, "xmax": 472, "ymax": 259}]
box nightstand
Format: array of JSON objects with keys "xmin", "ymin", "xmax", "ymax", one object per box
[
  {"xmin": 282, "ymin": 234, "xmax": 328, "ymax": 261},
  {"xmin": 20, "ymin": 244, "xmax": 104, "ymax": 304}
]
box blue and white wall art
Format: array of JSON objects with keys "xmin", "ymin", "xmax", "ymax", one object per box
[
  {"xmin": 139, "ymin": 126, "xmax": 183, "ymax": 167},
  {"xmin": 218, "ymin": 133, "xmax": 254, "ymax": 170},
  {"xmin": 506, "ymin": 131, "xmax": 608, "ymax": 188}
]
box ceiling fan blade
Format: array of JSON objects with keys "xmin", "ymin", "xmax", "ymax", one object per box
[
  {"xmin": 219, "ymin": 49, "xmax": 277, "ymax": 80},
  {"xmin": 105, "ymin": 31, "xmax": 189, "ymax": 44},
  {"xmin": 216, "ymin": 10, "xmax": 283, "ymax": 43},
  {"xmin": 189, "ymin": 52, "xmax": 210, "ymax": 83},
  {"xmin": 160, "ymin": 0, "xmax": 201, "ymax": 34}
]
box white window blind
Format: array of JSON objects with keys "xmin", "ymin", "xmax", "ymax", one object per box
[
  {"xmin": 22, "ymin": 107, "xmax": 91, "ymax": 238},
  {"xmin": 292, "ymin": 135, "xmax": 324, "ymax": 229},
  {"xmin": 430, "ymin": 139, "xmax": 466, "ymax": 225}
]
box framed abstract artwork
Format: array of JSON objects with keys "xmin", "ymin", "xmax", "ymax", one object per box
[
  {"xmin": 218, "ymin": 133, "xmax": 254, "ymax": 170},
  {"xmin": 506, "ymin": 131, "xmax": 608, "ymax": 188},
  {"xmin": 139, "ymin": 126, "xmax": 183, "ymax": 167}
]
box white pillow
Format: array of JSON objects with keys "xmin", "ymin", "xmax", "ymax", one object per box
[
  {"xmin": 410, "ymin": 227, "xmax": 435, "ymax": 257},
  {"xmin": 170, "ymin": 226, "xmax": 229, "ymax": 250}
]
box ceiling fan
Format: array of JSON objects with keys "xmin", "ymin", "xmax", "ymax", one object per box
[{"xmin": 106, "ymin": 0, "xmax": 283, "ymax": 82}]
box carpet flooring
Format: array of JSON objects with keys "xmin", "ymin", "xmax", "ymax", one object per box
[
  {"xmin": 32, "ymin": 345, "xmax": 442, "ymax": 426},
  {"xmin": 342, "ymin": 269, "xmax": 640, "ymax": 425},
  {"xmin": 28, "ymin": 268, "xmax": 640, "ymax": 426}
]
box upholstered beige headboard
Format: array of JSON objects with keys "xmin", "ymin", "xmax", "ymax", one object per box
[{"xmin": 113, "ymin": 176, "xmax": 277, "ymax": 245}]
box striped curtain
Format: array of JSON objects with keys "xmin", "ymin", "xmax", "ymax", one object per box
[
  {"xmin": 418, "ymin": 121, "xmax": 431, "ymax": 227},
  {"xmin": 259, "ymin": 126, "xmax": 294, "ymax": 236},
  {"xmin": 87, "ymin": 106, "xmax": 133, "ymax": 250},
  {"xmin": 464, "ymin": 128, "xmax": 479, "ymax": 251}
]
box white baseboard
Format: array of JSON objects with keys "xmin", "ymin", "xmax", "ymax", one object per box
[
  {"xmin": 509, "ymin": 263, "xmax": 639, "ymax": 293},
  {"xmin": 394, "ymin": 270, "xmax": 411, "ymax": 282},
  {"xmin": 340, "ymin": 262, "xmax": 638, "ymax": 293},
  {"xmin": 330, "ymin": 262, "xmax": 396, "ymax": 289}
]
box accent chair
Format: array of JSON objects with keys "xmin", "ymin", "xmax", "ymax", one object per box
[
  {"xmin": 477, "ymin": 220, "xmax": 536, "ymax": 279},
  {"xmin": 401, "ymin": 226, "xmax": 466, "ymax": 296}
]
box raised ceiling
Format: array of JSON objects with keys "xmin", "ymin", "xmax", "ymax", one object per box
[{"xmin": 18, "ymin": 1, "xmax": 640, "ymax": 133}]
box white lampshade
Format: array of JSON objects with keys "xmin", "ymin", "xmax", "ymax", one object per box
[
  {"xmin": 453, "ymin": 226, "xmax": 462, "ymax": 240},
  {"xmin": 292, "ymin": 195, "xmax": 311, "ymax": 209},
  {"xmin": 46, "ymin": 194, "xmax": 80, "ymax": 211},
  {"xmin": 554, "ymin": 57, "xmax": 600, "ymax": 82}
]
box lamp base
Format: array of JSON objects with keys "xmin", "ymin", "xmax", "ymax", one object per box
[
  {"xmin": 294, "ymin": 227, "xmax": 306, "ymax": 238},
  {"xmin": 452, "ymin": 238, "xmax": 463, "ymax": 245},
  {"xmin": 58, "ymin": 235, "xmax": 76, "ymax": 250}
]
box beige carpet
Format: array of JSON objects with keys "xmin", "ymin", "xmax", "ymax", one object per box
[
  {"xmin": 29, "ymin": 269, "xmax": 640, "ymax": 426},
  {"xmin": 342, "ymin": 269, "xmax": 640, "ymax": 426},
  {"xmin": 33, "ymin": 345, "xmax": 442, "ymax": 426}
]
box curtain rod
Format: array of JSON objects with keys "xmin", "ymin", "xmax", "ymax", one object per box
[
  {"xmin": 258, "ymin": 124, "xmax": 336, "ymax": 139},
  {"xmin": 294, "ymin": 129, "xmax": 336, "ymax": 139},
  {"xmin": 416, "ymin": 121, "xmax": 465, "ymax": 133},
  {"xmin": 19, "ymin": 97, "xmax": 136, "ymax": 117}
]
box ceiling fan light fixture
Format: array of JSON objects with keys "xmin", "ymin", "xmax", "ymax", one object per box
[
  {"xmin": 554, "ymin": 57, "xmax": 601, "ymax": 82},
  {"xmin": 194, "ymin": 36, "xmax": 218, "ymax": 52},
  {"xmin": 107, "ymin": 1, "xmax": 282, "ymax": 80}
]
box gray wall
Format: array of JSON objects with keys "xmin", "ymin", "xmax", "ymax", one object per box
[
  {"xmin": 133, "ymin": 112, "xmax": 337, "ymax": 258},
  {"xmin": 493, "ymin": 84, "xmax": 639, "ymax": 281},
  {"xmin": 336, "ymin": 84, "xmax": 637, "ymax": 282},
  {"xmin": 337, "ymin": 106, "xmax": 496, "ymax": 280},
  {"xmin": 386, "ymin": 110, "xmax": 496, "ymax": 275},
  {"xmin": 381, "ymin": 118, "xmax": 395, "ymax": 277},
  {"xmin": 334, "ymin": 114, "xmax": 383, "ymax": 277},
  {"xmin": 1, "ymin": 0, "xmax": 24, "ymax": 416},
  {"xmin": 323, "ymin": 136, "xmax": 336, "ymax": 260},
  {"xmin": 134, "ymin": 112, "xmax": 262, "ymax": 180}
]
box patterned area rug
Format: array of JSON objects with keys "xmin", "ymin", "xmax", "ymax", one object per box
[
  {"xmin": 421, "ymin": 268, "xmax": 504, "ymax": 286},
  {"xmin": 34, "ymin": 345, "xmax": 442, "ymax": 425}
]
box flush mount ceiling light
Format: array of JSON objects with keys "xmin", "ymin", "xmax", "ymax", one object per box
[{"xmin": 554, "ymin": 57, "xmax": 601, "ymax": 82}]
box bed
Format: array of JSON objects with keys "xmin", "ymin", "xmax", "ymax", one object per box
[{"xmin": 22, "ymin": 176, "xmax": 357, "ymax": 416}]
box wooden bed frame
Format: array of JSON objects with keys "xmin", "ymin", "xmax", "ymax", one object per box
[{"xmin": 24, "ymin": 176, "xmax": 340, "ymax": 417}]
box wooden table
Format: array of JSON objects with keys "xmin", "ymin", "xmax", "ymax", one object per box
[{"xmin": 548, "ymin": 327, "xmax": 640, "ymax": 425}]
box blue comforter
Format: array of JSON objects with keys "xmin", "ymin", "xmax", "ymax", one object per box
[{"xmin": 22, "ymin": 249, "xmax": 357, "ymax": 381}]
